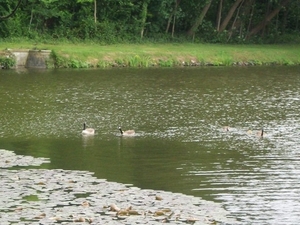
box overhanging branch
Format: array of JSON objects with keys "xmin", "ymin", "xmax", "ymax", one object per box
[{"xmin": 0, "ymin": 0, "xmax": 23, "ymax": 20}]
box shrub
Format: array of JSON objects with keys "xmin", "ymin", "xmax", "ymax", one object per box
[{"xmin": 0, "ymin": 54, "xmax": 16, "ymax": 69}]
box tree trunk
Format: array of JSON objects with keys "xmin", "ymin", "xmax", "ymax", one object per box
[
  {"xmin": 187, "ymin": 0, "xmax": 212, "ymax": 36},
  {"xmin": 281, "ymin": 5, "xmax": 288, "ymax": 34},
  {"xmin": 218, "ymin": 0, "xmax": 243, "ymax": 32},
  {"xmin": 29, "ymin": 8, "xmax": 34, "ymax": 31},
  {"xmin": 246, "ymin": 0, "xmax": 291, "ymax": 39},
  {"xmin": 296, "ymin": 0, "xmax": 300, "ymax": 30},
  {"xmin": 246, "ymin": 0, "xmax": 255, "ymax": 36},
  {"xmin": 140, "ymin": 0, "xmax": 149, "ymax": 38},
  {"xmin": 229, "ymin": 0, "xmax": 255, "ymax": 36},
  {"xmin": 94, "ymin": 0, "xmax": 97, "ymax": 24},
  {"xmin": 216, "ymin": 0, "xmax": 223, "ymax": 31},
  {"xmin": 166, "ymin": 0, "xmax": 181, "ymax": 33},
  {"xmin": 261, "ymin": 0, "xmax": 271, "ymax": 38},
  {"xmin": 227, "ymin": 0, "xmax": 245, "ymax": 42},
  {"xmin": 172, "ymin": 14, "xmax": 176, "ymax": 37}
]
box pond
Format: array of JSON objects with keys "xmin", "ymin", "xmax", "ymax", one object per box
[{"xmin": 0, "ymin": 66, "xmax": 300, "ymax": 224}]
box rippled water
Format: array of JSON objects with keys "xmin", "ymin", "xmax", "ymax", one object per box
[{"xmin": 0, "ymin": 66, "xmax": 300, "ymax": 224}]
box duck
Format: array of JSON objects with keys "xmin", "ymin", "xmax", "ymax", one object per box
[
  {"xmin": 118, "ymin": 126, "xmax": 135, "ymax": 136},
  {"xmin": 82, "ymin": 122, "xmax": 95, "ymax": 135}
]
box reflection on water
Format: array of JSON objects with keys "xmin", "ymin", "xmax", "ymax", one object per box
[
  {"xmin": 82, "ymin": 135, "xmax": 94, "ymax": 148},
  {"xmin": 0, "ymin": 66, "xmax": 300, "ymax": 224}
]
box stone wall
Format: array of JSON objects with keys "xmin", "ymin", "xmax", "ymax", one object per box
[{"xmin": 10, "ymin": 49, "xmax": 51, "ymax": 68}]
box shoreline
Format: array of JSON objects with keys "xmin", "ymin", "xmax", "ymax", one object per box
[{"xmin": 1, "ymin": 42, "xmax": 300, "ymax": 69}]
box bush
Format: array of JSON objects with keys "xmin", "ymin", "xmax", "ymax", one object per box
[
  {"xmin": 50, "ymin": 50, "xmax": 68, "ymax": 68},
  {"xmin": 0, "ymin": 54, "xmax": 16, "ymax": 69}
]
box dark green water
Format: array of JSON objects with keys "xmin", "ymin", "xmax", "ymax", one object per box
[{"xmin": 1, "ymin": 66, "xmax": 300, "ymax": 224}]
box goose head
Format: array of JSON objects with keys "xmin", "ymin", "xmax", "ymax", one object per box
[{"xmin": 118, "ymin": 126, "xmax": 123, "ymax": 134}]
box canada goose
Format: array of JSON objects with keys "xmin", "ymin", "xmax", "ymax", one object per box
[
  {"xmin": 118, "ymin": 127, "xmax": 135, "ymax": 136},
  {"xmin": 257, "ymin": 128, "xmax": 264, "ymax": 137},
  {"xmin": 82, "ymin": 122, "xmax": 95, "ymax": 135},
  {"xmin": 223, "ymin": 126, "xmax": 230, "ymax": 132}
]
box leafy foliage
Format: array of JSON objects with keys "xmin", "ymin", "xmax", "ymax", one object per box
[
  {"xmin": 0, "ymin": 54, "xmax": 16, "ymax": 69},
  {"xmin": 0, "ymin": 0, "xmax": 299, "ymax": 44}
]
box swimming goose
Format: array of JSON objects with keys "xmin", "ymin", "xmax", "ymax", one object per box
[
  {"xmin": 118, "ymin": 127, "xmax": 135, "ymax": 136},
  {"xmin": 223, "ymin": 126, "xmax": 230, "ymax": 132},
  {"xmin": 257, "ymin": 129, "xmax": 264, "ymax": 137},
  {"xmin": 82, "ymin": 123, "xmax": 95, "ymax": 135}
]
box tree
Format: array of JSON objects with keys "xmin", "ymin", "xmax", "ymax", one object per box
[
  {"xmin": 216, "ymin": 0, "xmax": 223, "ymax": 31},
  {"xmin": 218, "ymin": 0, "xmax": 243, "ymax": 33},
  {"xmin": 226, "ymin": 0, "xmax": 245, "ymax": 41},
  {"xmin": 0, "ymin": 0, "xmax": 22, "ymax": 20},
  {"xmin": 165, "ymin": 0, "xmax": 181, "ymax": 37},
  {"xmin": 140, "ymin": 0, "xmax": 149, "ymax": 38},
  {"xmin": 187, "ymin": 0, "xmax": 213, "ymax": 36},
  {"xmin": 246, "ymin": 0, "xmax": 291, "ymax": 39},
  {"xmin": 0, "ymin": 0, "xmax": 299, "ymax": 43},
  {"xmin": 77, "ymin": 0, "xmax": 97, "ymax": 24}
]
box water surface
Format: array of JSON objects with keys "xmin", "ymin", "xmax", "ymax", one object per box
[{"xmin": 0, "ymin": 66, "xmax": 300, "ymax": 224}]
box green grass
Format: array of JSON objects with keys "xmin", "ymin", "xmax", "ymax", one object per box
[{"xmin": 1, "ymin": 40, "xmax": 300, "ymax": 68}]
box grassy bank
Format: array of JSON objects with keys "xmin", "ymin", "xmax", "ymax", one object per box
[{"xmin": 1, "ymin": 41, "xmax": 300, "ymax": 68}]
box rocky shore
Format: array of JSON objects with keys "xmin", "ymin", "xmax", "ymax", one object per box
[{"xmin": 0, "ymin": 149, "xmax": 237, "ymax": 224}]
